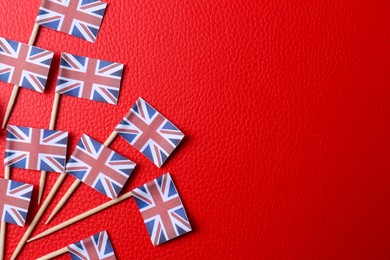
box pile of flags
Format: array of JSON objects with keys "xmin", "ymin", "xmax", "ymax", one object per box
[{"xmin": 0, "ymin": 0, "xmax": 191, "ymax": 259}]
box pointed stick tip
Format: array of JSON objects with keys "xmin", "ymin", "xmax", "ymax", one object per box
[{"xmin": 44, "ymin": 217, "xmax": 52, "ymax": 225}]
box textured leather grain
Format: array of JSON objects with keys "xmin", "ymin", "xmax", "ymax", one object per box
[{"xmin": 1, "ymin": 0, "xmax": 390, "ymax": 259}]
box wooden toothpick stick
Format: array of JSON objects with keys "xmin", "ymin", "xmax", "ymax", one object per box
[
  {"xmin": 11, "ymin": 172, "xmax": 67, "ymax": 260},
  {"xmin": 1, "ymin": 24, "xmax": 40, "ymax": 129},
  {"xmin": 28, "ymin": 191, "xmax": 133, "ymax": 243},
  {"xmin": 28, "ymin": 24, "xmax": 40, "ymax": 45},
  {"xmin": 104, "ymin": 130, "xmax": 118, "ymax": 146},
  {"xmin": 3, "ymin": 166, "xmax": 10, "ymax": 179},
  {"xmin": 45, "ymin": 179, "xmax": 81, "ymax": 224},
  {"xmin": 0, "ymin": 221, "xmax": 5, "ymax": 260},
  {"xmin": 35, "ymin": 246, "xmax": 67, "ymax": 260},
  {"xmin": 45, "ymin": 130, "xmax": 118, "ymax": 223},
  {"xmin": 0, "ymin": 167, "xmax": 11, "ymax": 260},
  {"xmin": 37, "ymin": 171, "xmax": 47, "ymax": 205},
  {"xmin": 38, "ymin": 93, "xmax": 61, "ymax": 204}
]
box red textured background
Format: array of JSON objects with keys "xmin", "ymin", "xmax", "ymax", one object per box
[{"xmin": 1, "ymin": 0, "xmax": 390, "ymax": 259}]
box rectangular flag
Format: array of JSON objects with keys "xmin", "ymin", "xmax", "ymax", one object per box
[
  {"xmin": 0, "ymin": 178, "xmax": 33, "ymax": 226},
  {"xmin": 67, "ymin": 230, "xmax": 116, "ymax": 260},
  {"xmin": 0, "ymin": 37, "xmax": 54, "ymax": 92},
  {"xmin": 66, "ymin": 134, "xmax": 135, "ymax": 199},
  {"xmin": 4, "ymin": 125, "xmax": 69, "ymax": 173},
  {"xmin": 56, "ymin": 52, "xmax": 124, "ymax": 104},
  {"xmin": 115, "ymin": 98, "xmax": 185, "ymax": 168},
  {"xmin": 132, "ymin": 173, "xmax": 192, "ymax": 245},
  {"xmin": 36, "ymin": 0, "xmax": 108, "ymax": 43}
]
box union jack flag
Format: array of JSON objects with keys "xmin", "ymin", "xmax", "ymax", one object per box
[
  {"xmin": 115, "ymin": 98, "xmax": 185, "ymax": 168},
  {"xmin": 67, "ymin": 230, "xmax": 116, "ymax": 260},
  {"xmin": 66, "ymin": 134, "xmax": 135, "ymax": 199},
  {"xmin": 0, "ymin": 37, "xmax": 54, "ymax": 92},
  {"xmin": 0, "ymin": 178, "xmax": 33, "ymax": 227},
  {"xmin": 36, "ymin": 0, "xmax": 108, "ymax": 43},
  {"xmin": 56, "ymin": 52, "xmax": 124, "ymax": 104},
  {"xmin": 4, "ymin": 125, "xmax": 69, "ymax": 173},
  {"xmin": 132, "ymin": 173, "xmax": 192, "ymax": 245}
]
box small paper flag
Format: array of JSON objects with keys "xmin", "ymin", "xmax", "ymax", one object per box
[
  {"xmin": 66, "ymin": 134, "xmax": 136, "ymax": 199},
  {"xmin": 56, "ymin": 52, "xmax": 124, "ymax": 104},
  {"xmin": 67, "ymin": 230, "xmax": 116, "ymax": 259},
  {"xmin": 0, "ymin": 37, "xmax": 54, "ymax": 92},
  {"xmin": 36, "ymin": 0, "xmax": 108, "ymax": 43},
  {"xmin": 0, "ymin": 178, "xmax": 33, "ymax": 226},
  {"xmin": 4, "ymin": 125, "xmax": 69, "ymax": 173},
  {"xmin": 115, "ymin": 98, "xmax": 185, "ymax": 167},
  {"xmin": 132, "ymin": 173, "xmax": 192, "ymax": 245}
]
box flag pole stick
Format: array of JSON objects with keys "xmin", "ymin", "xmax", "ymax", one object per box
[
  {"xmin": 104, "ymin": 130, "xmax": 118, "ymax": 146},
  {"xmin": 28, "ymin": 24, "xmax": 40, "ymax": 45},
  {"xmin": 10, "ymin": 172, "xmax": 67, "ymax": 260},
  {"xmin": 0, "ymin": 167, "xmax": 11, "ymax": 260},
  {"xmin": 35, "ymin": 246, "xmax": 67, "ymax": 260},
  {"xmin": 45, "ymin": 130, "xmax": 118, "ymax": 224},
  {"xmin": 2, "ymin": 86, "xmax": 20, "ymax": 129},
  {"xmin": 0, "ymin": 221, "xmax": 5, "ymax": 260},
  {"xmin": 3, "ymin": 166, "xmax": 10, "ymax": 180},
  {"xmin": 1, "ymin": 24, "xmax": 40, "ymax": 129},
  {"xmin": 38, "ymin": 93, "xmax": 61, "ymax": 204},
  {"xmin": 45, "ymin": 179, "xmax": 81, "ymax": 224},
  {"xmin": 28, "ymin": 191, "xmax": 132, "ymax": 243}
]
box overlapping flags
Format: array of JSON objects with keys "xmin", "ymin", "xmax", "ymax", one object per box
[
  {"xmin": 1, "ymin": 0, "xmax": 192, "ymax": 257},
  {"xmin": 0, "ymin": 37, "xmax": 53, "ymax": 92},
  {"xmin": 28, "ymin": 173, "xmax": 192, "ymax": 247},
  {"xmin": 0, "ymin": 178, "xmax": 33, "ymax": 227},
  {"xmin": 116, "ymin": 98, "xmax": 185, "ymax": 167}
]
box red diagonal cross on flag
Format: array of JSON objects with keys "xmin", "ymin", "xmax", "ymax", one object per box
[
  {"xmin": 0, "ymin": 43, "xmax": 49, "ymax": 91},
  {"xmin": 140, "ymin": 183, "xmax": 182, "ymax": 241},
  {"xmin": 127, "ymin": 112, "xmax": 175, "ymax": 154},
  {"xmin": 42, "ymin": 0, "xmax": 102, "ymax": 34},
  {"xmin": 0, "ymin": 180, "xmax": 30, "ymax": 224},
  {"xmin": 7, "ymin": 128, "xmax": 65, "ymax": 170},
  {"xmin": 70, "ymin": 138, "xmax": 128, "ymax": 186},
  {"xmin": 59, "ymin": 54, "xmax": 121, "ymax": 101}
]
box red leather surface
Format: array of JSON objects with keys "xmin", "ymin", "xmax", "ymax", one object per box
[{"xmin": 1, "ymin": 0, "xmax": 390, "ymax": 259}]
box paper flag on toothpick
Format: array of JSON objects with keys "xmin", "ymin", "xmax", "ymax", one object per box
[
  {"xmin": 115, "ymin": 98, "xmax": 185, "ymax": 167},
  {"xmin": 68, "ymin": 230, "xmax": 116, "ymax": 259},
  {"xmin": 0, "ymin": 178, "xmax": 33, "ymax": 226},
  {"xmin": 55, "ymin": 52, "xmax": 124, "ymax": 104},
  {"xmin": 36, "ymin": 230, "xmax": 116, "ymax": 260},
  {"xmin": 132, "ymin": 173, "xmax": 192, "ymax": 245},
  {"xmin": 4, "ymin": 125, "xmax": 69, "ymax": 173},
  {"xmin": 0, "ymin": 37, "xmax": 54, "ymax": 92},
  {"xmin": 66, "ymin": 134, "xmax": 136, "ymax": 199},
  {"xmin": 35, "ymin": 0, "xmax": 108, "ymax": 43}
]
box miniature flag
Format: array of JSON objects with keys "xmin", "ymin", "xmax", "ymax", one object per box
[
  {"xmin": 115, "ymin": 98, "xmax": 185, "ymax": 167},
  {"xmin": 4, "ymin": 125, "xmax": 68, "ymax": 173},
  {"xmin": 55, "ymin": 52, "xmax": 124, "ymax": 104},
  {"xmin": 0, "ymin": 178, "xmax": 33, "ymax": 226},
  {"xmin": 67, "ymin": 230, "xmax": 116, "ymax": 259},
  {"xmin": 35, "ymin": 0, "xmax": 108, "ymax": 43},
  {"xmin": 0, "ymin": 37, "xmax": 54, "ymax": 92},
  {"xmin": 66, "ymin": 134, "xmax": 135, "ymax": 199},
  {"xmin": 132, "ymin": 173, "xmax": 191, "ymax": 245}
]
